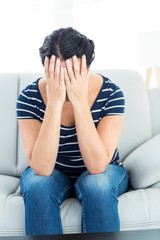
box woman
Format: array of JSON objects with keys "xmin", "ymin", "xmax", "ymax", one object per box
[{"xmin": 16, "ymin": 27, "xmax": 129, "ymax": 235}]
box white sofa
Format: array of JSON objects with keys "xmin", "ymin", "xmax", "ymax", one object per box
[{"xmin": 0, "ymin": 70, "xmax": 160, "ymax": 236}]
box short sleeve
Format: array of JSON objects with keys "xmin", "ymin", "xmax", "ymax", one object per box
[
  {"xmin": 16, "ymin": 88, "xmax": 41, "ymax": 121},
  {"xmin": 101, "ymin": 85, "xmax": 125, "ymax": 117}
]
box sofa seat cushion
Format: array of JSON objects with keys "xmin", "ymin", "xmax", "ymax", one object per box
[
  {"xmin": 123, "ymin": 133, "xmax": 160, "ymax": 189},
  {"xmin": 61, "ymin": 198, "xmax": 81, "ymax": 234},
  {"xmin": 0, "ymin": 175, "xmax": 19, "ymax": 195},
  {"xmin": 0, "ymin": 175, "xmax": 20, "ymax": 231},
  {"xmin": 61, "ymin": 188, "xmax": 160, "ymax": 233},
  {"xmin": 4, "ymin": 192, "xmax": 25, "ymax": 236},
  {"xmin": 119, "ymin": 188, "xmax": 160, "ymax": 230},
  {"xmin": 1, "ymin": 182, "xmax": 160, "ymax": 235}
]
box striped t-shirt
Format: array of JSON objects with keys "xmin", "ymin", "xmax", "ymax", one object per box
[{"xmin": 16, "ymin": 75, "xmax": 125, "ymax": 177}]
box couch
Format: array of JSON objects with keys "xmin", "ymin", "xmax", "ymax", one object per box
[{"xmin": 0, "ymin": 70, "xmax": 160, "ymax": 236}]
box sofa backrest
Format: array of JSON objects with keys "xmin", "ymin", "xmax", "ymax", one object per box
[
  {"xmin": 0, "ymin": 70, "xmax": 155, "ymax": 177},
  {"xmin": 0, "ymin": 74, "xmax": 19, "ymax": 176}
]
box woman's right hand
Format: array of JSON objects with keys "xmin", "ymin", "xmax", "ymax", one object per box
[{"xmin": 44, "ymin": 55, "xmax": 66, "ymax": 106}]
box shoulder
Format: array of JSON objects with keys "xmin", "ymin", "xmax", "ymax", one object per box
[
  {"xmin": 16, "ymin": 78, "xmax": 44, "ymax": 121},
  {"xmin": 95, "ymin": 74, "xmax": 125, "ymax": 116},
  {"xmin": 90, "ymin": 72, "xmax": 123, "ymax": 93},
  {"xmin": 18, "ymin": 78, "xmax": 42, "ymax": 103},
  {"xmin": 99, "ymin": 75, "xmax": 124, "ymax": 99},
  {"xmin": 22, "ymin": 79, "xmax": 39, "ymax": 93}
]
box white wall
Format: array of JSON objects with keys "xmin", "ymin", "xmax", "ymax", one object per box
[{"xmin": 0, "ymin": 0, "xmax": 160, "ymax": 87}]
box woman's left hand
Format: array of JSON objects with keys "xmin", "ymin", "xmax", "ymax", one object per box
[{"xmin": 64, "ymin": 55, "xmax": 90, "ymax": 108}]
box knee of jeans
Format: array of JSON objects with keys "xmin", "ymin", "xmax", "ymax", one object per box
[
  {"xmin": 75, "ymin": 171, "xmax": 114, "ymax": 197},
  {"xmin": 20, "ymin": 168, "xmax": 54, "ymax": 196}
]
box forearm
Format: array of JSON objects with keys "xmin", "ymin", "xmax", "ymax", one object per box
[
  {"xmin": 30, "ymin": 102, "xmax": 62, "ymax": 175},
  {"xmin": 73, "ymin": 102, "xmax": 110, "ymax": 174}
]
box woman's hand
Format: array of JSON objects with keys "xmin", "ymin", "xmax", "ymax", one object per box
[
  {"xmin": 44, "ymin": 55, "xmax": 66, "ymax": 106},
  {"xmin": 64, "ymin": 55, "xmax": 89, "ymax": 107}
]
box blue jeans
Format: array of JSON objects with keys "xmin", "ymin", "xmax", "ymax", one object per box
[{"xmin": 20, "ymin": 164, "xmax": 129, "ymax": 235}]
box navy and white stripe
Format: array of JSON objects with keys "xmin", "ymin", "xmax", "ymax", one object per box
[{"xmin": 16, "ymin": 75, "xmax": 125, "ymax": 177}]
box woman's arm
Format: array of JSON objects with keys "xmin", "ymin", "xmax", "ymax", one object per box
[
  {"xmin": 18, "ymin": 103, "xmax": 62, "ymax": 176},
  {"xmin": 73, "ymin": 104, "xmax": 123, "ymax": 174},
  {"xmin": 64, "ymin": 55, "xmax": 123, "ymax": 174},
  {"xmin": 18, "ymin": 56, "xmax": 66, "ymax": 176}
]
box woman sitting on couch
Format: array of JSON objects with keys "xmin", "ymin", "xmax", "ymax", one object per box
[{"xmin": 16, "ymin": 27, "xmax": 129, "ymax": 235}]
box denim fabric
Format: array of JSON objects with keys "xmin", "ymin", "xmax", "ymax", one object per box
[{"xmin": 20, "ymin": 164, "xmax": 129, "ymax": 235}]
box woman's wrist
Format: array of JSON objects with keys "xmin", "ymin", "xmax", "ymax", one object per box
[
  {"xmin": 72, "ymin": 97, "xmax": 89, "ymax": 110},
  {"xmin": 72, "ymin": 100, "xmax": 90, "ymax": 115},
  {"xmin": 46, "ymin": 100, "xmax": 64, "ymax": 112}
]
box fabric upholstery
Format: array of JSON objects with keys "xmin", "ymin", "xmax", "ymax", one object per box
[
  {"xmin": 148, "ymin": 88, "xmax": 160, "ymax": 136},
  {"xmin": 118, "ymin": 188, "xmax": 160, "ymax": 230},
  {"xmin": 124, "ymin": 133, "xmax": 160, "ymax": 189},
  {"xmin": 0, "ymin": 74, "xmax": 18, "ymax": 176},
  {"xmin": 0, "ymin": 175, "xmax": 19, "ymax": 230}
]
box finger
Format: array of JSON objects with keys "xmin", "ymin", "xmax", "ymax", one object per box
[
  {"xmin": 64, "ymin": 67, "xmax": 70, "ymax": 86},
  {"xmin": 66, "ymin": 58, "xmax": 75, "ymax": 82},
  {"xmin": 86, "ymin": 68, "xmax": 90, "ymax": 83},
  {"xmin": 44, "ymin": 56, "xmax": 49, "ymax": 79},
  {"xmin": 59, "ymin": 66, "xmax": 64, "ymax": 85},
  {"xmin": 54, "ymin": 58, "xmax": 60, "ymax": 81},
  {"xmin": 72, "ymin": 55, "xmax": 80, "ymax": 79},
  {"xmin": 49, "ymin": 55, "xmax": 56, "ymax": 78},
  {"xmin": 81, "ymin": 55, "xmax": 87, "ymax": 78}
]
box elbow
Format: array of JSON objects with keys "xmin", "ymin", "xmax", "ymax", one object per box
[
  {"xmin": 35, "ymin": 164, "xmax": 53, "ymax": 176},
  {"xmin": 89, "ymin": 169, "xmax": 105, "ymax": 175},
  {"xmin": 36, "ymin": 169, "xmax": 53, "ymax": 177},
  {"xmin": 88, "ymin": 165, "xmax": 107, "ymax": 175},
  {"xmin": 29, "ymin": 159, "xmax": 53, "ymax": 177},
  {"xmin": 87, "ymin": 156, "xmax": 109, "ymax": 175},
  {"xmin": 87, "ymin": 152, "xmax": 110, "ymax": 175}
]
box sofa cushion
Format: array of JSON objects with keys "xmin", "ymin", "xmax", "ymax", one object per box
[
  {"xmin": 0, "ymin": 74, "xmax": 19, "ymax": 176},
  {"xmin": 123, "ymin": 133, "xmax": 160, "ymax": 189},
  {"xmin": 5, "ymin": 193, "xmax": 25, "ymax": 235},
  {"xmin": 0, "ymin": 175, "xmax": 19, "ymax": 230},
  {"xmin": 0, "ymin": 175, "xmax": 19, "ymax": 195},
  {"xmin": 119, "ymin": 188, "xmax": 160, "ymax": 230},
  {"xmin": 61, "ymin": 198, "xmax": 81, "ymax": 233},
  {"xmin": 2, "ymin": 187, "xmax": 160, "ymax": 235}
]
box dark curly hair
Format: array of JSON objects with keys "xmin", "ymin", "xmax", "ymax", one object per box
[{"xmin": 39, "ymin": 27, "xmax": 95, "ymax": 68}]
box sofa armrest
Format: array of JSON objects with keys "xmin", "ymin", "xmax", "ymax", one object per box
[{"xmin": 123, "ymin": 133, "xmax": 160, "ymax": 189}]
